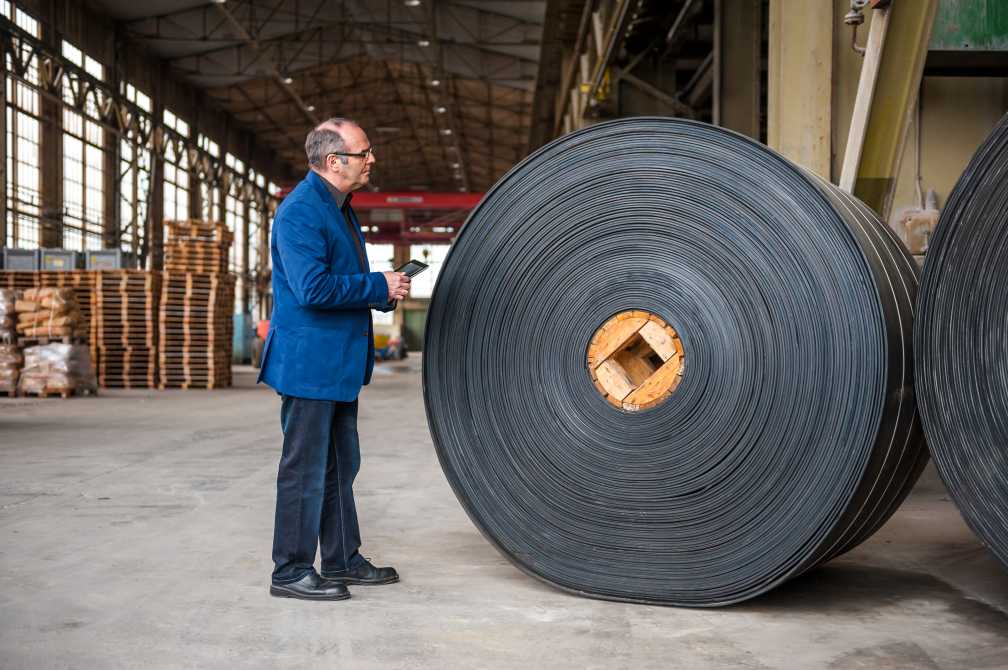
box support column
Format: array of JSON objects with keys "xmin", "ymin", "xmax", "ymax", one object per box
[
  {"xmin": 148, "ymin": 84, "xmax": 165, "ymax": 270},
  {"xmin": 718, "ymin": 0, "xmax": 763, "ymax": 139},
  {"xmin": 103, "ymin": 119, "xmax": 120, "ymax": 250},
  {"xmin": 39, "ymin": 63, "xmax": 63, "ymax": 246},
  {"xmin": 842, "ymin": 1, "xmax": 938, "ymax": 219},
  {"xmin": 189, "ymin": 127, "xmax": 203, "ymax": 220},
  {"xmin": 241, "ymin": 197, "xmax": 251, "ymax": 314},
  {"xmin": 103, "ymin": 23, "xmax": 122, "ymax": 250},
  {"xmin": 0, "ymin": 51, "xmax": 7, "ymax": 246},
  {"xmin": 392, "ymin": 243, "xmax": 411, "ymax": 328},
  {"xmin": 767, "ymin": 0, "xmax": 833, "ymax": 178},
  {"xmin": 148, "ymin": 156, "xmax": 164, "ymax": 270},
  {"xmin": 258, "ymin": 201, "xmax": 272, "ymax": 320},
  {"xmin": 189, "ymin": 173, "xmax": 203, "ymax": 221}
]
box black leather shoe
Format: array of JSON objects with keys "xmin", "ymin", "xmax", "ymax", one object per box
[
  {"xmin": 323, "ymin": 558, "xmax": 399, "ymax": 585},
  {"xmin": 270, "ymin": 572, "xmax": 351, "ymax": 601}
]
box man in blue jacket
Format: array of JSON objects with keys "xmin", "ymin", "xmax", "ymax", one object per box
[{"xmin": 259, "ymin": 118, "xmax": 411, "ymax": 601}]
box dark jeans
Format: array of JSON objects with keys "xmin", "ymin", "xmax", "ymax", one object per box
[{"xmin": 272, "ymin": 395, "xmax": 366, "ymax": 584}]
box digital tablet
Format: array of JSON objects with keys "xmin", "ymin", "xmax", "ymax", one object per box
[{"xmin": 396, "ymin": 260, "xmax": 429, "ymax": 277}]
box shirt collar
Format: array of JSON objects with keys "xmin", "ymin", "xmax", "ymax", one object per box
[{"xmin": 318, "ymin": 171, "xmax": 352, "ymax": 210}]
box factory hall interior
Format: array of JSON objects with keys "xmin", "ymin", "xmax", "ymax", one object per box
[{"xmin": 2, "ymin": 0, "xmax": 1008, "ymax": 668}]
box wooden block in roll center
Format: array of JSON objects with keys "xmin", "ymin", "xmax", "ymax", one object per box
[{"xmin": 587, "ymin": 310, "xmax": 684, "ymax": 411}]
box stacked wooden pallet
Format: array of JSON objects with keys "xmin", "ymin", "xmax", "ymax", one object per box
[
  {"xmin": 92, "ymin": 270, "xmax": 160, "ymax": 388},
  {"xmin": 159, "ymin": 272, "xmax": 234, "ymax": 389},
  {"xmin": 159, "ymin": 220, "xmax": 236, "ymax": 389},
  {"xmin": 164, "ymin": 220, "xmax": 233, "ymax": 274},
  {"xmin": 0, "ymin": 271, "xmax": 35, "ymax": 294}
]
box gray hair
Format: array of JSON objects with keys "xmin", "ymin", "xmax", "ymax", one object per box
[{"xmin": 305, "ymin": 117, "xmax": 358, "ymax": 167}]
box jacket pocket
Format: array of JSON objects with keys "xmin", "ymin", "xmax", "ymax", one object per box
[{"xmin": 293, "ymin": 325, "xmax": 361, "ymax": 395}]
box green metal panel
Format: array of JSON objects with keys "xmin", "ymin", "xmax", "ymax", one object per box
[{"xmin": 930, "ymin": 0, "xmax": 1008, "ymax": 50}]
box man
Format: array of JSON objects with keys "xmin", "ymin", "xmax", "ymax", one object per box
[{"xmin": 258, "ymin": 118, "xmax": 411, "ymax": 601}]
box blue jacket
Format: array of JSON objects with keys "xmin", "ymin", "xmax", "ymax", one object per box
[{"xmin": 258, "ymin": 170, "xmax": 391, "ymax": 401}]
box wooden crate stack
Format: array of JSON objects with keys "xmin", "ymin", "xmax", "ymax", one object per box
[
  {"xmin": 164, "ymin": 220, "xmax": 233, "ymax": 273},
  {"xmin": 159, "ymin": 220, "xmax": 235, "ymax": 389},
  {"xmin": 92, "ymin": 270, "xmax": 160, "ymax": 388}
]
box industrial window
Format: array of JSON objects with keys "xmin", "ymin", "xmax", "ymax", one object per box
[
  {"xmin": 119, "ymin": 83, "xmax": 152, "ymax": 257},
  {"xmin": 225, "ymin": 186, "xmax": 244, "ymax": 313},
  {"xmin": 224, "ymin": 152, "xmax": 245, "ymax": 275},
  {"xmin": 224, "ymin": 152, "xmax": 245, "ymax": 178},
  {"xmin": 163, "ymin": 109, "xmax": 190, "ymax": 221},
  {"xmin": 197, "ymin": 133, "xmax": 219, "ymax": 158},
  {"xmin": 4, "ymin": 6, "xmax": 42, "ymax": 248},
  {"xmin": 409, "ymin": 244, "xmax": 449, "ymax": 298},
  {"xmin": 198, "ymin": 133, "xmax": 221, "ymax": 222},
  {"xmin": 199, "ymin": 182, "xmax": 221, "ymax": 223},
  {"xmin": 61, "ymin": 40, "xmax": 105, "ymax": 251},
  {"xmin": 366, "ymin": 243, "xmax": 395, "ymax": 325},
  {"xmin": 248, "ymin": 200, "xmax": 263, "ymax": 316}
]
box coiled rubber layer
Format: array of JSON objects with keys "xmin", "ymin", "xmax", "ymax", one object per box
[
  {"xmin": 424, "ymin": 118, "xmax": 927, "ymax": 606},
  {"xmin": 916, "ymin": 112, "xmax": 1008, "ymax": 570}
]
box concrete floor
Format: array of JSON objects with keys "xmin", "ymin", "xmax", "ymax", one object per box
[{"xmin": 1, "ymin": 361, "xmax": 1007, "ymax": 669}]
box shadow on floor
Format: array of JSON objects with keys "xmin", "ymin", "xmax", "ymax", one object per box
[{"xmin": 748, "ymin": 562, "xmax": 1008, "ymax": 629}]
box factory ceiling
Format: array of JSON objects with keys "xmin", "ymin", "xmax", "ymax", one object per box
[{"xmin": 86, "ymin": 0, "xmax": 547, "ymax": 192}]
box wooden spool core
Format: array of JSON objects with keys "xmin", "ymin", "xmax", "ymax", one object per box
[{"xmin": 587, "ymin": 310, "xmax": 684, "ymax": 412}]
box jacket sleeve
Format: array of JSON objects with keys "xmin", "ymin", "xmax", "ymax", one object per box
[{"xmin": 275, "ymin": 202, "xmax": 389, "ymax": 310}]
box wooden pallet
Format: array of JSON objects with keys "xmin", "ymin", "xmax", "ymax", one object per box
[
  {"xmin": 91, "ymin": 270, "xmax": 163, "ymax": 389},
  {"xmin": 19, "ymin": 335, "xmax": 88, "ymax": 347},
  {"xmin": 165, "ymin": 219, "xmax": 233, "ymax": 241},
  {"xmin": 157, "ymin": 268, "xmax": 234, "ymax": 389},
  {"xmin": 19, "ymin": 386, "xmax": 97, "ymax": 399}
]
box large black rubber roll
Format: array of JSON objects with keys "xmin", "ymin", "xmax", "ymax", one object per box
[
  {"xmin": 424, "ymin": 117, "xmax": 927, "ymax": 606},
  {"xmin": 916, "ymin": 112, "xmax": 1008, "ymax": 570}
]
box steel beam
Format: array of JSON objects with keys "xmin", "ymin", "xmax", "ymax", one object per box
[
  {"xmin": 211, "ymin": 3, "xmax": 318, "ymax": 126},
  {"xmin": 351, "ymin": 192, "xmax": 484, "ymax": 210},
  {"xmin": 841, "ymin": 1, "xmax": 938, "ymax": 218},
  {"xmin": 0, "ymin": 35, "xmax": 6, "ymax": 246}
]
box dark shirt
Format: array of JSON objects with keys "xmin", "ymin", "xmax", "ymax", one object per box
[
  {"xmin": 321, "ymin": 176, "xmax": 352, "ymax": 212},
  {"xmin": 319, "ymin": 174, "xmax": 366, "ymax": 271}
]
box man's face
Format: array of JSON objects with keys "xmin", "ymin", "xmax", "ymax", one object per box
[{"xmin": 327, "ymin": 124, "xmax": 375, "ymax": 191}]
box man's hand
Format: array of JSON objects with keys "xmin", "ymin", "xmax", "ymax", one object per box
[{"xmin": 384, "ymin": 271, "xmax": 411, "ymax": 302}]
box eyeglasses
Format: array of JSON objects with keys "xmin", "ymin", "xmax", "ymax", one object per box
[{"xmin": 329, "ymin": 146, "xmax": 375, "ymax": 161}]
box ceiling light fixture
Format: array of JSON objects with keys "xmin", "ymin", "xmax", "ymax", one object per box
[
  {"xmin": 404, "ymin": 0, "xmax": 421, "ymax": 6},
  {"xmin": 434, "ymin": 105, "xmax": 447, "ymax": 114},
  {"xmin": 281, "ymin": 75, "xmax": 293, "ymax": 84},
  {"xmin": 417, "ymin": 39, "xmax": 430, "ymax": 47},
  {"xmin": 440, "ymin": 128, "xmax": 453, "ymax": 136},
  {"xmin": 450, "ymin": 162, "xmax": 460, "ymax": 169},
  {"xmin": 306, "ymin": 104, "xmax": 316, "ymax": 112},
  {"xmin": 430, "ymin": 79, "xmax": 441, "ymax": 87}
]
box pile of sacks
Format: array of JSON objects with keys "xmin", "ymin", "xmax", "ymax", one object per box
[
  {"xmin": 15, "ymin": 288, "xmax": 87, "ymax": 339},
  {"xmin": 0, "ymin": 289, "xmax": 15, "ymax": 343},
  {"xmin": 0, "ymin": 343, "xmax": 21, "ymax": 392},
  {"xmin": 1, "ymin": 291, "xmax": 21, "ymax": 392},
  {"xmin": 18, "ymin": 343, "xmax": 97, "ymax": 396}
]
